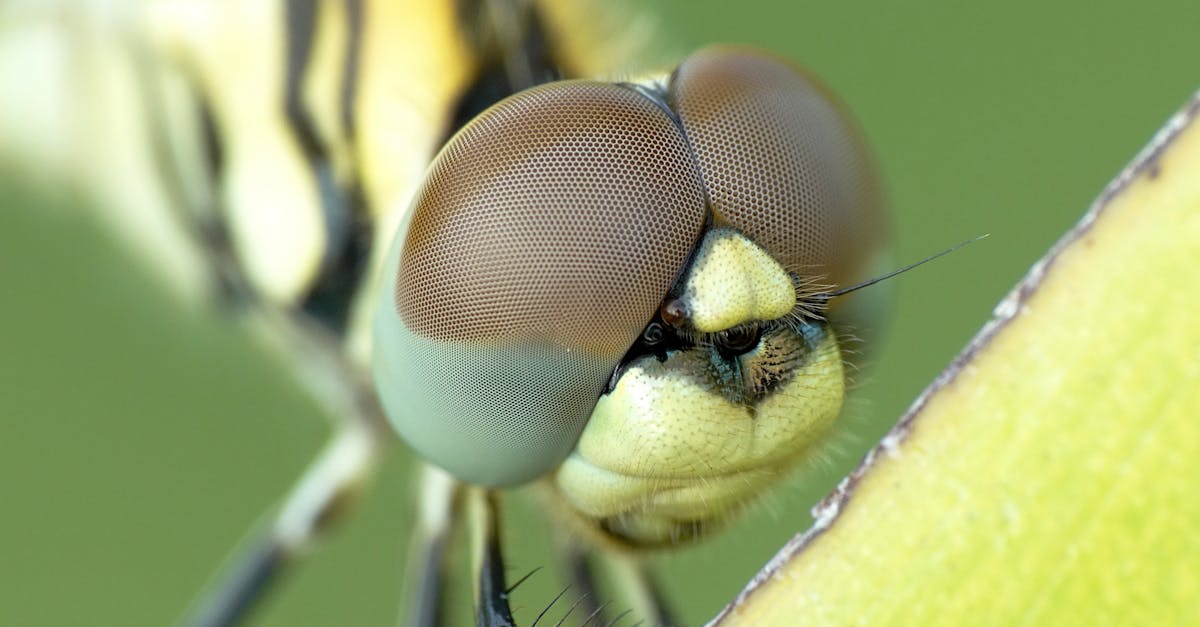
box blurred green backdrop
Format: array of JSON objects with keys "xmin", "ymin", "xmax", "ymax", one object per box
[{"xmin": 2, "ymin": 1, "xmax": 1199, "ymax": 625}]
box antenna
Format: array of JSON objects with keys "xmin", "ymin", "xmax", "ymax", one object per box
[{"xmin": 818, "ymin": 234, "xmax": 989, "ymax": 300}]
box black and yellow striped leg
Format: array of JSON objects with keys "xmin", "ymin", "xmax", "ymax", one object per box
[
  {"xmin": 468, "ymin": 488, "xmax": 517, "ymax": 627},
  {"xmin": 181, "ymin": 425, "xmax": 379, "ymax": 627},
  {"xmin": 400, "ymin": 465, "xmax": 461, "ymax": 627},
  {"xmin": 556, "ymin": 541, "xmax": 607, "ymax": 624},
  {"xmin": 179, "ymin": 526, "xmax": 285, "ymax": 627},
  {"xmin": 560, "ymin": 546, "xmax": 678, "ymax": 627},
  {"xmin": 605, "ymin": 554, "xmax": 677, "ymax": 627}
]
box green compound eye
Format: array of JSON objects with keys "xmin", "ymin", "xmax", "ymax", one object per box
[{"xmin": 372, "ymin": 46, "xmax": 888, "ymax": 495}]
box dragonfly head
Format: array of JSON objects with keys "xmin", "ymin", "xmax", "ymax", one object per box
[{"xmin": 373, "ymin": 45, "xmax": 888, "ymax": 545}]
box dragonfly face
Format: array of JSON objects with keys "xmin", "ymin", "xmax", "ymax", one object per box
[{"xmin": 374, "ymin": 46, "xmax": 887, "ymax": 546}]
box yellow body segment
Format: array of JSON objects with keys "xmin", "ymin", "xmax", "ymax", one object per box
[
  {"xmin": 146, "ymin": 1, "xmax": 327, "ymax": 304},
  {"xmin": 355, "ymin": 0, "xmax": 474, "ymax": 228},
  {"xmin": 680, "ymin": 229, "xmax": 796, "ymax": 332}
]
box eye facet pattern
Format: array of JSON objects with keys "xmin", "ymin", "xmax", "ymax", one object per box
[
  {"xmin": 670, "ymin": 46, "xmax": 888, "ymax": 295},
  {"xmin": 376, "ymin": 80, "xmax": 707, "ymax": 486}
]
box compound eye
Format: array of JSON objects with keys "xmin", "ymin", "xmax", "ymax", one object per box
[
  {"xmin": 670, "ymin": 46, "xmax": 888, "ymax": 296},
  {"xmin": 374, "ymin": 81, "xmax": 706, "ymax": 487}
]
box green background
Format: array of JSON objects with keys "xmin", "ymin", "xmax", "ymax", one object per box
[{"xmin": 2, "ymin": 1, "xmax": 1198, "ymax": 625}]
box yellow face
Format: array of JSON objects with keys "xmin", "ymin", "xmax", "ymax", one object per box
[{"xmin": 553, "ymin": 228, "xmax": 846, "ymax": 546}]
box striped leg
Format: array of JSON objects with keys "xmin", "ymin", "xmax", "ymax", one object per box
[
  {"xmin": 468, "ymin": 488, "xmax": 517, "ymax": 627},
  {"xmin": 604, "ymin": 552, "xmax": 677, "ymax": 627},
  {"xmin": 399, "ymin": 465, "xmax": 461, "ymax": 627},
  {"xmin": 181, "ymin": 424, "xmax": 379, "ymax": 627},
  {"xmin": 181, "ymin": 309, "xmax": 391, "ymax": 627}
]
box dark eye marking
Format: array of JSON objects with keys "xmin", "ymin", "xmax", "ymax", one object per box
[
  {"xmin": 641, "ymin": 321, "xmax": 667, "ymax": 346},
  {"xmin": 713, "ymin": 324, "xmax": 762, "ymax": 358}
]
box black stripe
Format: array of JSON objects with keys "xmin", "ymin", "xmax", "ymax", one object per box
[
  {"xmin": 445, "ymin": 0, "xmax": 564, "ymax": 141},
  {"xmin": 199, "ymin": 96, "xmax": 225, "ymax": 183},
  {"xmin": 339, "ymin": 0, "xmax": 363, "ymax": 139},
  {"xmin": 284, "ymin": 0, "xmax": 322, "ymax": 155},
  {"xmin": 282, "ymin": 0, "xmax": 371, "ymax": 334},
  {"xmin": 197, "ymin": 96, "xmax": 258, "ymax": 306}
]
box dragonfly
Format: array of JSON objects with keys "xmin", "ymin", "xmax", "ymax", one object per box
[{"xmin": 0, "ymin": 0, "xmax": 890, "ymax": 624}]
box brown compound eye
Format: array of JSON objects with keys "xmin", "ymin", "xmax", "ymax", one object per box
[
  {"xmin": 373, "ymin": 81, "xmax": 707, "ymax": 487},
  {"xmin": 669, "ymin": 46, "xmax": 888, "ymax": 298}
]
